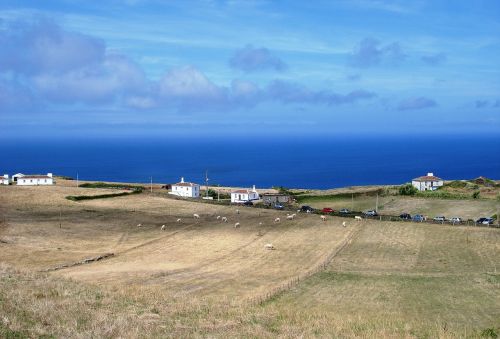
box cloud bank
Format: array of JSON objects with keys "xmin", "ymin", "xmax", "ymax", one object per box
[
  {"xmin": 398, "ymin": 97, "xmax": 437, "ymax": 111},
  {"xmin": 349, "ymin": 38, "xmax": 406, "ymax": 68},
  {"xmin": 229, "ymin": 45, "xmax": 287, "ymax": 72}
]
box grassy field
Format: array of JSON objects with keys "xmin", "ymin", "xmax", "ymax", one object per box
[
  {"xmin": 0, "ymin": 183, "xmax": 499, "ymax": 337},
  {"xmin": 298, "ymin": 193, "xmax": 499, "ymax": 220}
]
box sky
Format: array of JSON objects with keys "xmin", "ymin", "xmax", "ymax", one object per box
[{"xmin": 0, "ymin": 0, "xmax": 499, "ymax": 139}]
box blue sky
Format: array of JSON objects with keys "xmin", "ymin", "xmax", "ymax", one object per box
[{"xmin": 0, "ymin": 0, "xmax": 499, "ymax": 138}]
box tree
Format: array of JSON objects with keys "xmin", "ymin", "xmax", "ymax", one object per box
[{"xmin": 399, "ymin": 184, "xmax": 417, "ymax": 196}]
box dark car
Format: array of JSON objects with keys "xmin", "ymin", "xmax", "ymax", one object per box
[
  {"xmin": 322, "ymin": 207, "xmax": 334, "ymax": 214},
  {"xmin": 300, "ymin": 205, "xmax": 314, "ymax": 212},
  {"xmin": 274, "ymin": 203, "xmax": 284, "ymax": 210},
  {"xmin": 476, "ymin": 217, "xmax": 494, "ymax": 225},
  {"xmin": 243, "ymin": 200, "xmax": 254, "ymax": 206},
  {"xmin": 412, "ymin": 214, "xmax": 425, "ymax": 222},
  {"xmin": 339, "ymin": 208, "xmax": 350, "ymax": 214},
  {"xmin": 399, "ymin": 213, "xmax": 412, "ymax": 220},
  {"xmin": 363, "ymin": 210, "xmax": 378, "ymax": 217}
]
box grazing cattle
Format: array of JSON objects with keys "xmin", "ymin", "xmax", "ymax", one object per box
[
  {"xmin": 287, "ymin": 214, "xmax": 296, "ymax": 220},
  {"xmin": 234, "ymin": 222, "xmax": 240, "ymax": 228},
  {"xmin": 193, "ymin": 214, "xmax": 200, "ymax": 219},
  {"xmin": 216, "ymin": 215, "xmax": 221, "ymax": 220},
  {"xmin": 161, "ymin": 225, "xmax": 166, "ymax": 231},
  {"xmin": 176, "ymin": 218, "xmax": 181, "ymax": 223},
  {"xmin": 354, "ymin": 216, "xmax": 362, "ymax": 221},
  {"xmin": 137, "ymin": 223, "xmax": 142, "ymax": 227},
  {"xmin": 264, "ymin": 243, "xmax": 275, "ymax": 250},
  {"xmin": 342, "ymin": 221, "xmax": 347, "ymax": 227},
  {"xmin": 274, "ymin": 217, "xmax": 281, "ymax": 223},
  {"xmin": 320, "ymin": 215, "xmax": 327, "ymax": 221},
  {"xmin": 222, "ymin": 217, "xmax": 228, "ymax": 223}
]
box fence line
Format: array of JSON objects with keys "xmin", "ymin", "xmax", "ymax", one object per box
[{"xmin": 246, "ymin": 225, "xmax": 362, "ymax": 306}]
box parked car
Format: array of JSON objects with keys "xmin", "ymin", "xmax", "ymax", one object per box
[
  {"xmin": 433, "ymin": 216, "xmax": 446, "ymax": 222},
  {"xmin": 321, "ymin": 207, "xmax": 334, "ymax": 214},
  {"xmin": 243, "ymin": 200, "xmax": 254, "ymax": 206},
  {"xmin": 274, "ymin": 203, "xmax": 284, "ymax": 210},
  {"xmin": 399, "ymin": 213, "xmax": 412, "ymax": 220},
  {"xmin": 449, "ymin": 217, "xmax": 462, "ymax": 224},
  {"xmin": 412, "ymin": 214, "xmax": 425, "ymax": 222},
  {"xmin": 339, "ymin": 208, "xmax": 350, "ymax": 214},
  {"xmin": 476, "ymin": 217, "xmax": 494, "ymax": 225},
  {"xmin": 300, "ymin": 205, "xmax": 314, "ymax": 212},
  {"xmin": 363, "ymin": 210, "xmax": 378, "ymax": 217}
]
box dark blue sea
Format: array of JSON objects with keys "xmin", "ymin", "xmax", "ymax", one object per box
[{"xmin": 1, "ymin": 136, "xmax": 498, "ymax": 189}]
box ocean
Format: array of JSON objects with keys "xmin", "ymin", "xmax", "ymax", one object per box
[{"xmin": 1, "ymin": 136, "xmax": 499, "ymax": 189}]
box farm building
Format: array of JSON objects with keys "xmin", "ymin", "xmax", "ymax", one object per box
[
  {"xmin": 11, "ymin": 173, "xmax": 24, "ymax": 183},
  {"xmin": 169, "ymin": 177, "xmax": 200, "ymax": 198},
  {"xmin": 231, "ymin": 185, "xmax": 260, "ymax": 203},
  {"xmin": 16, "ymin": 173, "xmax": 54, "ymax": 186},
  {"xmin": 261, "ymin": 193, "xmax": 292, "ymax": 205},
  {"xmin": 411, "ymin": 172, "xmax": 444, "ymax": 191},
  {"xmin": 1, "ymin": 174, "xmax": 9, "ymax": 185}
]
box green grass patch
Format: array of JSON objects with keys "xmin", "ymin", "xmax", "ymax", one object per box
[
  {"xmin": 415, "ymin": 190, "xmax": 471, "ymax": 200},
  {"xmin": 66, "ymin": 190, "xmax": 142, "ymax": 201},
  {"xmin": 79, "ymin": 182, "xmax": 145, "ymax": 190}
]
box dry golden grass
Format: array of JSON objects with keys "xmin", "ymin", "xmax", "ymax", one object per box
[{"xmin": 1, "ymin": 183, "xmax": 499, "ymax": 338}]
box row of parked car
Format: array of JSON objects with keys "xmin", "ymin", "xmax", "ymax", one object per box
[{"xmin": 317, "ymin": 207, "xmax": 495, "ymax": 225}]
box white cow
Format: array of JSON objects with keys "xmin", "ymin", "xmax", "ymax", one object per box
[
  {"xmin": 161, "ymin": 225, "xmax": 166, "ymax": 231},
  {"xmin": 354, "ymin": 216, "xmax": 362, "ymax": 221},
  {"xmin": 216, "ymin": 215, "xmax": 221, "ymax": 220},
  {"xmin": 234, "ymin": 222, "xmax": 240, "ymax": 228},
  {"xmin": 176, "ymin": 218, "xmax": 181, "ymax": 223},
  {"xmin": 193, "ymin": 214, "xmax": 200, "ymax": 219}
]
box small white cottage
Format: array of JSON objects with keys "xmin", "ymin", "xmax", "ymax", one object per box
[
  {"xmin": 169, "ymin": 177, "xmax": 200, "ymax": 198},
  {"xmin": 16, "ymin": 173, "xmax": 54, "ymax": 186},
  {"xmin": 1, "ymin": 174, "xmax": 9, "ymax": 185},
  {"xmin": 411, "ymin": 172, "xmax": 444, "ymax": 191},
  {"xmin": 231, "ymin": 185, "xmax": 260, "ymax": 203}
]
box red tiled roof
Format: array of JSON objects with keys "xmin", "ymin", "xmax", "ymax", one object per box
[
  {"xmin": 232, "ymin": 189, "xmax": 250, "ymax": 194},
  {"xmin": 173, "ymin": 182, "xmax": 198, "ymax": 187},
  {"xmin": 413, "ymin": 175, "xmax": 442, "ymax": 182}
]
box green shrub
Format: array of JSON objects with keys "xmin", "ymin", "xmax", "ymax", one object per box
[
  {"xmin": 445, "ymin": 180, "xmax": 467, "ymax": 188},
  {"xmin": 79, "ymin": 182, "xmax": 145, "ymax": 190},
  {"xmin": 472, "ymin": 191, "xmax": 480, "ymax": 199},
  {"xmin": 66, "ymin": 190, "xmax": 142, "ymax": 201},
  {"xmin": 399, "ymin": 184, "xmax": 417, "ymax": 196}
]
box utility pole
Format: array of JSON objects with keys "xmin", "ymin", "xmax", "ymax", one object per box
[
  {"xmin": 351, "ymin": 193, "xmax": 354, "ymax": 211},
  {"xmin": 375, "ymin": 192, "xmax": 379, "ymax": 211},
  {"xmin": 205, "ymin": 170, "xmax": 209, "ymax": 199},
  {"xmin": 150, "ymin": 176, "xmax": 153, "ymax": 193},
  {"xmin": 217, "ymin": 184, "xmax": 220, "ymax": 202},
  {"xmin": 76, "ymin": 172, "xmax": 79, "ymax": 188}
]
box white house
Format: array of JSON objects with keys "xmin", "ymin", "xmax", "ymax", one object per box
[
  {"xmin": 411, "ymin": 172, "xmax": 444, "ymax": 191},
  {"xmin": 169, "ymin": 177, "xmax": 200, "ymax": 198},
  {"xmin": 16, "ymin": 173, "xmax": 54, "ymax": 186},
  {"xmin": 11, "ymin": 173, "xmax": 25, "ymax": 183},
  {"xmin": 1, "ymin": 174, "xmax": 9, "ymax": 185},
  {"xmin": 231, "ymin": 185, "xmax": 260, "ymax": 203}
]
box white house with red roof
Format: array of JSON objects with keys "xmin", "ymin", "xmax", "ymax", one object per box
[
  {"xmin": 16, "ymin": 173, "xmax": 54, "ymax": 186},
  {"xmin": 170, "ymin": 177, "xmax": 200, "ymax": 198},
  {"xmin": 411, "ymin": 172, "xmax": 443, "ymax": 191},
  {"xmin": 231, "ymin": 185, "xmax": 260, "ymax": 203}
]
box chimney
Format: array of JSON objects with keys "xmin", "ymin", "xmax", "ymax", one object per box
[
  {"xmin": 181, "ymin": 177, "xmax": 184, "ymax": 183},
  {"xmin": 427, "ymin": 172, "xmax": 433, "ymax": 177},
  {"xmin": 252, "ymin": 185, "xmax": 256, "ymax": 192},
  {"xmin": 3, "ymin": 174, "xmax": 8, "ymax": 179},
  {"xmin": 47, "ymin": 173, "xmax": 53, "ymax": 178}
]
